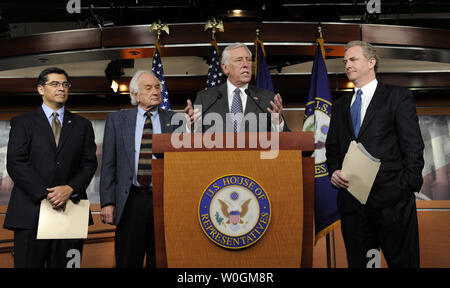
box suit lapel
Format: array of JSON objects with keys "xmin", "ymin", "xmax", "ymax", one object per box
[
  {"xmin": 216, "ymin": 84, "xmax": 229, "ymax": 119},
  {"xmin": 343, "ymin": 93, "xmax": 355, "ymax": 138},
  {"xmin": 35, "ymin": 107, "xmax": 57, "ymax": 150},
  {"xmin": 358, "ymin": 83, "xmax": 386, "ymax": 138},
  {"xmin": 159, "ymin": 108, "xmax": 174, "ymax": 133},
  {"xmin": 56, "ymin": 110, "xmax": 74, "ymax": 153},
  {"xmin": 121, "ymin": 107, "xmax": 137, "ymax": 170}
]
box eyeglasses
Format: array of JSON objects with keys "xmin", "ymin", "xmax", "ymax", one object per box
[{"xmin": 44, "ymin": 81, "xmax": 72, "ymax": 89}]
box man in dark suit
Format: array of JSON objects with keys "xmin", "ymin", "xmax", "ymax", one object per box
[
  {"xmin": 100, "ymin": 70, "xmax": 180, "ymax": 268},
  {"xmin": 185, "ymin": 42, "xmax": 289, "ymax": 132},
  {"xmin": 325, "ymin": 41, "xmax": 424, "ymax": 267},
  {"xmin": 4, "ymin": 67, "xmax": 97, "ymax": 268}
]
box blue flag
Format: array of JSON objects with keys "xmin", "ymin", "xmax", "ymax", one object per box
[
  {"xmin": 303, "ymin": 42, "xmax": 340, "ymax": 243},
  {"xmin": 152, "ymin": 43, "xmax": 171, "ymax": 110},
  {"xmin": 254, "ymin": 40, "xmax": 274, "ymax": 92},
  {"xmin": 206, "ymin": 40, "xmax": 223, "ymax": 88}
]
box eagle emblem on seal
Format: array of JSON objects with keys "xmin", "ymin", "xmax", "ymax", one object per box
[{"xmin": 218, "ymin": 198, "xmax": 251, "ymax": 225}]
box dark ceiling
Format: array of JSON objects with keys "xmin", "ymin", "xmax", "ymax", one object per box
[{"xmin": 0, "ymin": 0, "xmax": 450, "ymax": 37}]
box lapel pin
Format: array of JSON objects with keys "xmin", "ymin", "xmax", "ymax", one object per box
[{"xmin": 166, "ymin": 123, "xmax": 171, "ymax": 127}]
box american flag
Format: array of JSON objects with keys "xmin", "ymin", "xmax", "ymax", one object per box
[
  {"xmin": 152, "ymin": 44, "xmax": 171, "ymax": 110},
  {"xmin": 206, "ymin": 39, "xmax": 223, "ymax": 88}
]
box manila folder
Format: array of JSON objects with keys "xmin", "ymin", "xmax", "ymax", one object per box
[
  {"xmin": 37, "ymin": 199, "xmax": 90, "ymax": 239},
  {"xmin": 341, "ymin": 141, "xmax": 381, "ymax": 205}
]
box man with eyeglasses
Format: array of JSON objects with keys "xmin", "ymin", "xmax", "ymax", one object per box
[
  {"xmin": 4, "ymin": 67, "xmax": 97, "ymax": 267},
  {"xmin": 185, "ymin": 42, "xmax": 289, "ymax": 132}
]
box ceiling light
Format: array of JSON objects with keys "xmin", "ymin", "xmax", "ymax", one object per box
[{"xmin": 229, "ymin": 9, "xmax": 246, "ymax": 17}]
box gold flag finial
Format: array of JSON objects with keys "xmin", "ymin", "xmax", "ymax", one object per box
[
  {"xmin": 316, "ymin": 26, "xmax": 326, "ymax": 59},
  {"xmin": 204, "ymin": 18, "xmax": 224, "ymax": 40},
  {"xmin": 256, "ymin": 28, "xmax": 260, "ymax": 40},
  {"xmin": 150, "ymin": 20, "xmax": 170, "ymax": 41},
  {"xmin": 317, "ymin": 26, "xmax": 323, "ymax": 39}
]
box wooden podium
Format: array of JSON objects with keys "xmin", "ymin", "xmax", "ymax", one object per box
[{"xmin": 152, "ymin": 132, "xmax": 314, "ymax": 268}]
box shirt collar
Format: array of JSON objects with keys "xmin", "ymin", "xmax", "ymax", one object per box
[
  {"xmin": 355, "ymin": 78, "xmax": 378, "ymax": 97},
  {"xmin": 227, "ymin": 79, "xmax": 249, "ymax": 95},
  {"xmin": 42, "ymin": 103, "xmax": 64, "ymax": 119},
  {"xmin": 137, "ymin": 105, "xmax": 158, "ymax": 118}
]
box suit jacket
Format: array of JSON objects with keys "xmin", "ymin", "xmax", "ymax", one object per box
[
  {"xmin": 4, "ymin": 107, "xmax": 97, "ymax": 230},
  {"xmin": 193, "ymin": 83, "xmax": 290, "ymax": 132},
  {"xmin": 325, "ymin": 82, "xmax": 424, "ymax": 213},
  {"xmin": 100, "ymin": 107, "xmax": 179, "ymax": 225}
]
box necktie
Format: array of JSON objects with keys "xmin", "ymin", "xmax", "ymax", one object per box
[
  {"xmin": 350, "ymin": 89, "xmax": 362, "ymax": 138},
  {"xmin": 231, "ymin": 88, "xmax": 243, "ymax": 132},
  {"xmin": 137, "ymin": 111, "xmax": 153, "ymax": 187},
  {"xmin": 51, "ymin": 112, "xmax": 61, "ymax": 146}
]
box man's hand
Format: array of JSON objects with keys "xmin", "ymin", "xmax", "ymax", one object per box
[
  {"xmin": 184, "ymin": 99, "xmax": 201, "ymax": 125},
  {"xmin": 267, "ymin": 93, "xmax": 284, "ymax": 125},
  {"xmin": 46, "ymin": 185, "xmax": 73, "ymax": 209},
  {"xmin": 101, "ymin": 205, "xmax": 116, "ymax": 225},
  {"xmin": 330, "ymin": 170, "xmax": 349, "ymax": 189}
]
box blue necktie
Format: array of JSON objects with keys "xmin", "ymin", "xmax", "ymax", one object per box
[
  {"xmin": 231, "ymin": 88, "xmax": 243, "ymax": 132},
  {"xmin": 351, "ymin": 89, "xmax": 362, "ymax": 138}
]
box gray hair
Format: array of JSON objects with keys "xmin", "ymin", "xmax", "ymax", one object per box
[
  {"xmin": 345, "ymin": 40, "xmax": 380, "ymax": 73},
  {"xmin": 221, "ymin": 42, "xmax": 252, "ymax": 65},
  {"xmin": 129, "ymin": 70, "xmax": 161, "ymax": 106}
]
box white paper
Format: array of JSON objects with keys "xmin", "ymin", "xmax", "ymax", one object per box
[{"xmin": 37, "ymin": 199, "xmax": 90, "ymax": 239}]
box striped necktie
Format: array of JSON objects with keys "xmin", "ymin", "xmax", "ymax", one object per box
[
  {"xmin": 231, "ymin": 88, "xmax": 243, "ymax": 132},
  {"xmin": 137, "ymin": 111, "xmax": 153, "ymax": 187},
  {"xmin": 51, "ymin": 112, "xmax": 61, "ymax": 146}
]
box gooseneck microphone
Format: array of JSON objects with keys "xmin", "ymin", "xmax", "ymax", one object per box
[
  {"xmin": 245, "ymin": 89, "xmax": 268, "ymax": 114},
  {"xmin": 202, "ymin": 91, "xmax": 223, "ymax": 116},
  {"xmin": 191, "ymin": 91, "xmax": 223, "ymax": 132}
]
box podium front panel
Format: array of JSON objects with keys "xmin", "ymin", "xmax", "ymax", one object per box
[{"xmin": 163, "ymin": 150, "xmax": 303, "ymax": 268}]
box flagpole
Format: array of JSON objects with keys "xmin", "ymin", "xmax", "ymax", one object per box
[
  {"xmin": 325, "ymin": 231, "xmax": 337, "ymax": 268},
  {"xmin": 317, "ymin": 25, "xmax": 337, "ymax": 268},
  {"xmin": 331, "ymin": 230, "xmax": 336, "ymax": 267},
  {"xmin": 326, "ymin": 233, "xmax": 331, "ymax": 268}
]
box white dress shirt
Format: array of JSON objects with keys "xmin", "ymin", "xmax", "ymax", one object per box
[
  {"xmin": 226, "ymin": 80, "xmax": 284, "ymax": 131},
  {"xmin": 351, "ymin": 78, "xmax": 378, "ymax": 126},
  {"xmin": 226, "ymin": 80, "xmax": 249, "ymax": 112}
]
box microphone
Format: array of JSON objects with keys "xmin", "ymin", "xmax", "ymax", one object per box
[
  {"xmin": 191, "ymin": 91, "xmax": 222, "ymax": 132},
  {"xmin": 245, "ymin": 89, "xmax": 283, "ymax": 131},
  {"xmin": 245, "ymin": 89, "xmax": 268, "ymax": 114},
  {"xmin": 202, "ymin": 91, "xmax": 222, "ymax": 116}
]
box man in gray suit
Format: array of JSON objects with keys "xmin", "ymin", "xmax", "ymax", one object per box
[
  {"xmin": 185, "ymin": 42, "xmax": 289, "ymax": 132},
  {"xmin": 100, "ymin": 70, "xmax": 180, "ymax": 268}
]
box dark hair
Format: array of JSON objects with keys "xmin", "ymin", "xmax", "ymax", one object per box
[{"xmin": 37, "ymin": 67, "xmax": 69, "ymax": 86}]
